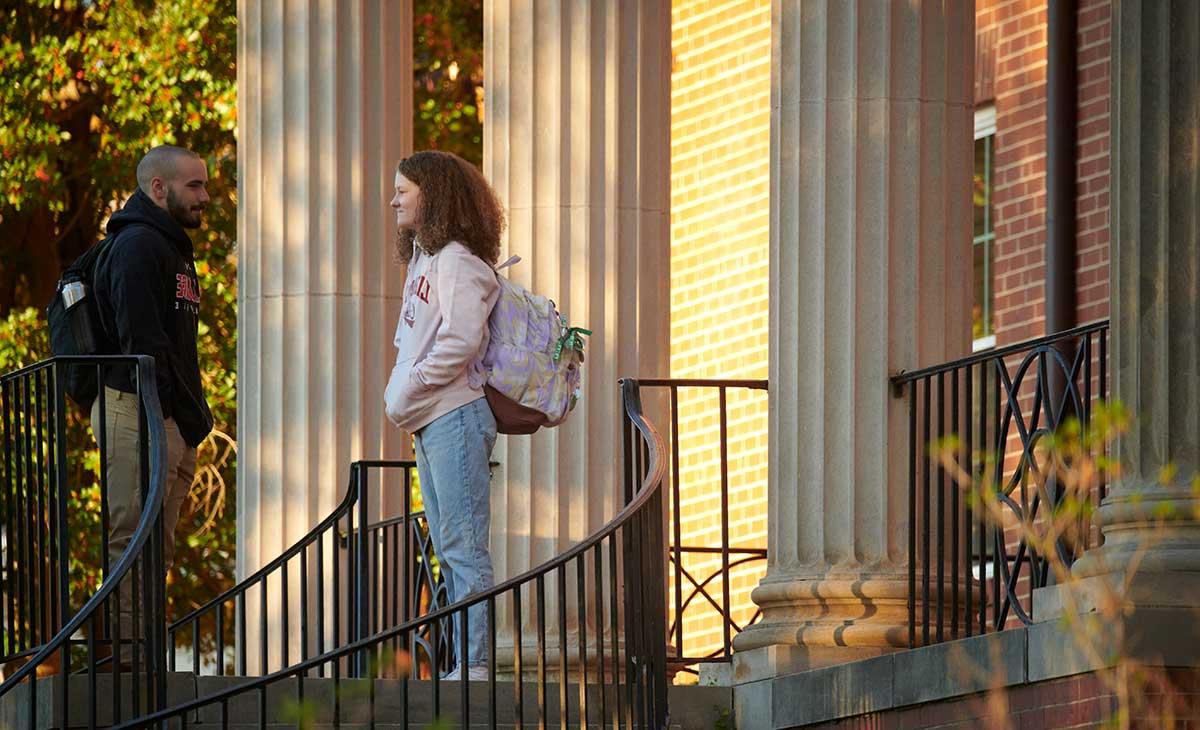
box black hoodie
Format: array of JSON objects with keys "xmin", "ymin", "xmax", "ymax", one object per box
[{"xmin": 94, "ymin": 188, "xmax": 214, "ymax": 447}]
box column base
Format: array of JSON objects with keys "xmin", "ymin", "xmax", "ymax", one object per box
[
  {"xmin": 1026, "ymin": 483, "xmax": 1200, "ymax": 674},
  {"xmin": 1035, "ymin": 572, "xmax": 1200, "ymax": 621},
  {"xmin": 731, "ymin": 570, "xmax": 909, "ymax": 679},
  {"xmin": 1032, "ymin": 573, "xmax": 1200, "ymax": 671},
  {"xmin": 731, "ymin": 644, "xmax": 898, "ymax": 684},
  {"xmin": 1071, "ymin": 485, "xmax": 1200, "ymax": 579}
]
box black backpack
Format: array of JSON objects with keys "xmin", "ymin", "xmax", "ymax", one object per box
[{"xmin": 46, "ymin": 234, "xmax": 119, "ymax": 408}]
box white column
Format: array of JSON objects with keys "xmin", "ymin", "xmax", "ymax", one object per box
[
  {"xmin": 1071, "ymin": 1, "xmax": 1200, "ymax": 594},
  {"xmin": 733, "ymin": 0, "xmax": 973, "ymax": 673},
  {"xmin": 237, "ymin": 0, "xmax": 412, "ymax": 671},
  {"xmin": 483, "ymin": 0, "xmax": 671, "ymax": 664}
]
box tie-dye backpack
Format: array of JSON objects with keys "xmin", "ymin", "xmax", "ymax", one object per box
[{"xmin": 482, "ymin": 256, "xmax": 590, "ymax": 434}]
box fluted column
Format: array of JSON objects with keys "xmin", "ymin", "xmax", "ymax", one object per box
[
  {"xmin": 1071, "ymin": 1, "xmax": 1200, "ymax": 593},
  {"xmin": 733, "ymin": 1, "xmax": 973, "ymax": 672},
  {"xmin": 483, "ymin": 0, "xmax": 671, "ymax": 663},
  {"xmin": 237, "ymin": 0, "xmax": 412, "ymax": 670}
]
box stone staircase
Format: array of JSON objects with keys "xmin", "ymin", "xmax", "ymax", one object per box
[{"xmin": 1, "ymin": 672, "xmax": 731, "ymax": 729}]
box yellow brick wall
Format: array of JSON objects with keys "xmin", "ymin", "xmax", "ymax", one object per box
[{"xmin": 670, "ymin": 0, "xmax": 770, "ymax": 670}]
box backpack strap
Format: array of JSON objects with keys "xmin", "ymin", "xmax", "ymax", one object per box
[{"xmin": 86, "ymin": 223, "xmax": 155, "ymax": 345}]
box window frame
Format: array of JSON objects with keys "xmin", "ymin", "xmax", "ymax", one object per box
[{"xmin": 973, "ymin": 106, "xmax": 997, "ymax": 352}]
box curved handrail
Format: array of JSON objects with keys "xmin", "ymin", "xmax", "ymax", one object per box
[
  {"xmin": 166, "ymin": 458, "xmax": 415, "ymax": 629},
  {"xmin": 122, "ymin": 378, "xmax": 671, "ymax": 728},
  {"xmin": 0, "ymin": 355, "xmax": 168, "ymax": 693},
  {"xmin": 166, "ymin": 458, "xmax": 424, "ymax": 677}
]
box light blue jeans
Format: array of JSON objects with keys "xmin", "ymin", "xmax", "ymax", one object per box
[{"xmin": 414, "ymin": 397, "xmax": 497, "ymax": 668}]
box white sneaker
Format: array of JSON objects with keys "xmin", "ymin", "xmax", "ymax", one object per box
[{"xmin": 443, "ymin": 664, "xmax": 489, "ymax": 681}]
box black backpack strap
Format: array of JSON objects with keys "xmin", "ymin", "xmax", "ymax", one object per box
[{"xmin": 86, "ymin": 223, "xmax": 149, "ymax": 278}]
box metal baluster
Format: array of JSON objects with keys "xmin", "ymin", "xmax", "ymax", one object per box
[
  {"xmin": 907, "ymin": 379, "xmax": 917, "ymax": 648},
  {"xmin": 965, "ymin": 364, "xmax": 974, "ymax": 637},
  {"xmin": 669, "ymin": 385, "xmax": 683, "ymax": 664},
  {"xmin": 576, "ymin": 554, "xmax": 588, "ymax": 730},
  {"xmin": 718, "ymin": 387, "xmax": 733, "ymax": 656},
  {"xmin": 537, "ymin": 574, "xmax": 547, "ymax": 730},
  {"xmin": 559, "ymin": 568, "xmax": 569, "ymax": 730},
  {"xmin": 921, "ymin": 376, "xmax": 931, "ymax": 645},
  {"xmin": 952, "ymin": 369, "xmax": 961, "ymax": 639},
  {"xmin": 936, "ymin": 372, "xmax": 946, "ymax": 643}
]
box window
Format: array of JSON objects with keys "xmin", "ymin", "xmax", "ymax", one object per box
[{"xmin": 973, "ymin": 107, "xmax": 996, "ymax": 351}]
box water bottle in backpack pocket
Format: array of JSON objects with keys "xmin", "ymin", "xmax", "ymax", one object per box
[{"xmin": 45, "ymin": 235, "xmax": 116, "ymax": 408}]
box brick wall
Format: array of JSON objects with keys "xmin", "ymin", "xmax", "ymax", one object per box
[
  {"xmin": 802, "ymin": 669, "xmax": 1200, "ymax": 729},
  {"xmin": 970, "ymin": 1, "xmax": 1112, "ymax": 632},
  {"xmin": 1074, "ymin": 0, "xmax": 1111, "ymax": 327},
  {"xmin": 669, "ymin": 0, "xmax": 770, "ymax": 664},
  {"xmin": 663, "ymin": 0, "xmax": 1112, "ymax": 663},
  {"xmin": 981, "ymin": 0, "xmax": 1111, "ymax": 348},
  {"xmin": 991, "ymin": 0, "xmax": 1049, "ymax": 344}
]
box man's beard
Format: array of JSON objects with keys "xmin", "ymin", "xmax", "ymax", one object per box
[{"xmin": 166, "ymin": 187, "xmax": 204, "ymax": 229}]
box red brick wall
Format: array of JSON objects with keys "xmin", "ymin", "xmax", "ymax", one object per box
[
  {"xmin": 978, "ymin": 0, "xmax": 1111, "ymax": 349},
  {"xmin": 802, "ymin": 669, "xmax": 1200, "ymax": 729},
  {"xmin": 1074, "ymin": 0, "xmax": 1111, "ymax": 327},
  {"xmin": 992, "ymin": 0, "xmax": 1049, "ymax": 345},
  {"xmin": 965, "ymin": 2, "xmax": 1113, "ymax": 633}
]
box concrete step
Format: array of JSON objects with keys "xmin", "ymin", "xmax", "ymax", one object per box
[
  {"xmin": 0, "ymin": 671, "xmax": 197, "ymax": 729},
  {"xmin": 179, "ymin": 726, "xmax": 689, "ymax": 729},
  {"xmin": 0, "ymin": 672, "xmax": 728, "ymax": 729}
]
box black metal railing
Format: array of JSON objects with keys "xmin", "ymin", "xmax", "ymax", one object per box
[
  {"xmin": 633, "ymin": 379, "xmax": 768, "ymax": 674},
  {"xmin": 124, "ymin": 378, "xmax": 670, "ymax": 729},
  {"xmin": 891, "ymin": 321, "xmax": 1109, "ymax": 647},
  {"xmin": 0, "ymin": 355, "xmax": 170, "ymax": 727},
  {"xmin": 166, "ymin": 461, "xmax": 456, "ymax": 679}
]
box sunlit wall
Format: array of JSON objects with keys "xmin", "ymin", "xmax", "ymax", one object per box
[{"xmin": 669, "ymin": 0, "xmax": 770, "ymax": 667}]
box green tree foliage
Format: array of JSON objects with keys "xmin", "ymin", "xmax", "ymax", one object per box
[
  {"xmin": 0, "ymin": 0, "xmax": 483, "ymax": 661},
  {"xmin": 0, "ymin": 0, "xmax": 237, "ymax": 645},
  {"xmin": 414, "ymin": 0, "xmax": 483, "ymax": 166}
]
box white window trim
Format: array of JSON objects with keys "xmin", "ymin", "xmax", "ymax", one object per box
[
  {"xmin": 972, "ymin": 105, "xmax": 997, "ymax": 353},
  {"xmin": 975, "ymin": 104, "xmax": 996, "ymax": 139}
]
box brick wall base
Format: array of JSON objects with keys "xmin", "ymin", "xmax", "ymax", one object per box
[{"xmin": 802, "ymin": 668, "xmax": 1200, "ymax": 730}]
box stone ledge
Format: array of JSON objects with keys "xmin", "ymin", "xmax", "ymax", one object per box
[
  {"xmin": 736, "ymin": 616, "xmax": 1200, "ymax": 729},
  {"xmin": 770, "ymin": 654, "xmax": 894, "ymax": 729},
  {"xmin": 893, "ymin": 630, "xmax": 1025, "ymax": 707}
]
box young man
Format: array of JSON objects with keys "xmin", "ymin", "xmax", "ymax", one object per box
[{"xmin": 91, "ymin": 145, "xmax": 214, "ymax": 666}]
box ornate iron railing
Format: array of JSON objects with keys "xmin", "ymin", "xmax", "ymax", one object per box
[
  {"xmin": 632, "ymin": 379, "xmax": 768, "ymax": 674},
  {"xmin": 891, "ymin": 321, "xmax": 1109, "ymax": 647},
  {"xmin": 124, "ymin": 378, "xmax": 670, "ymax": 729},
  {"xmin": 0, "ymin": 355, "xmax": 169, "ymax": 727}
]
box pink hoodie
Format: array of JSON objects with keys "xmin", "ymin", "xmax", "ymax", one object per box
[{"xmin": 384, "ymin": 241, "xmax": 500, "ymax": 432}]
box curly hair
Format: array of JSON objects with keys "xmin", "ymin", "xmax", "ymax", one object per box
[{"xmin": 394, "ymin": 151, "xmax": 505, "ymax": 266}]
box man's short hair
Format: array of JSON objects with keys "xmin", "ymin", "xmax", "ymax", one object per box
[{"xmin": 136, "ymin": 146, "xmax": 201, "ymax": 194}]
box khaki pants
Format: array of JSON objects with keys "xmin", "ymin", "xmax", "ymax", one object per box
[{"xmin": 91, "ymin": 387, "xmax": 196, "ymax": 658}]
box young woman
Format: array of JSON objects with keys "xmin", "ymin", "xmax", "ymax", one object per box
[{"xmin": 384, "ymin": 151, "xmax": 503, "ymax": 681}]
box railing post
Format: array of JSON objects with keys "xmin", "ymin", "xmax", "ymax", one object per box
[
  {"xmin": 52, "ymin": 364, "xmax": 71, "ymax": 724},
  {"xmin": 355, "ymin": 464, "xmax": 371, "ymax": 677},
  {"xmin": 52, "ymin": 364, "xmax": 70, "ymax": 636}
]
